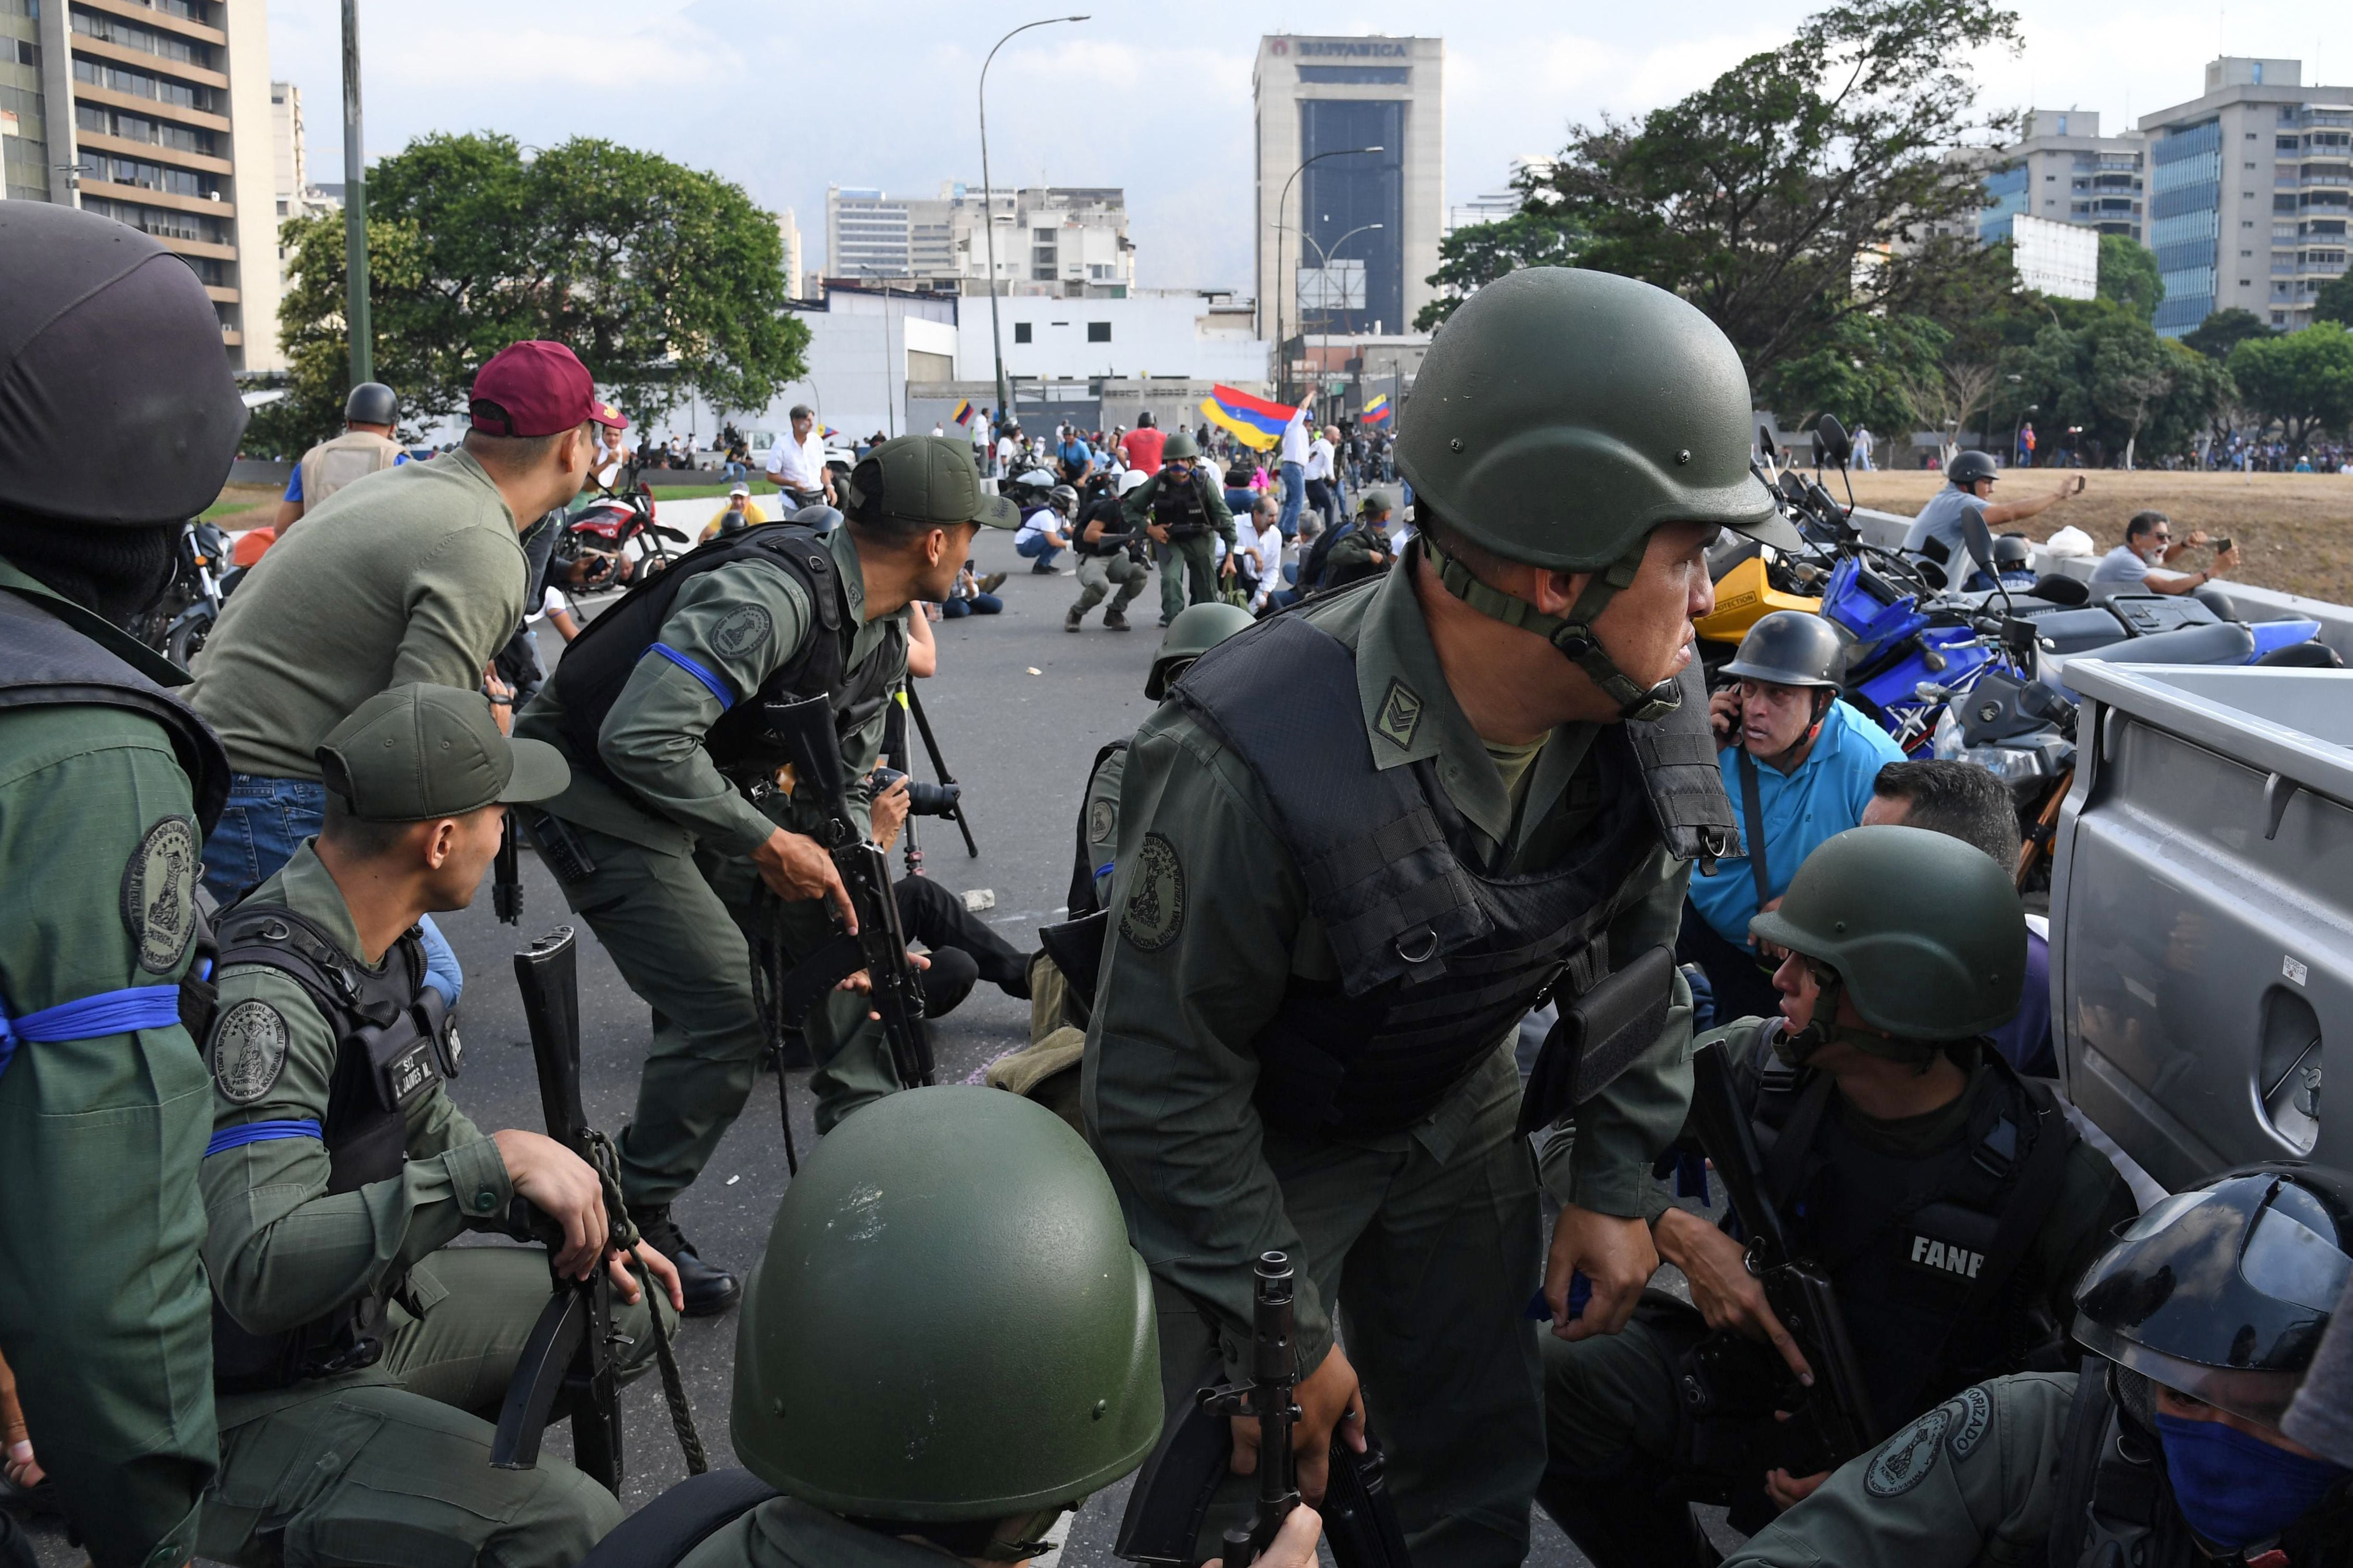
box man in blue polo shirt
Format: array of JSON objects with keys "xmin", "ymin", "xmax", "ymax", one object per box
[
  {"xmin": 274, "ymin": 382, "xmax": 408, "ymax": 537},
  {"xmin": 1681, "ymin": 611, "xmax": 1904, "ymax": 1025}
]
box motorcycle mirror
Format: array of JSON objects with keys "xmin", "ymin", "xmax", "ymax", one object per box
[
  {"xmin": 1758, "ymin": 423, "xmax": 1777, "ymax": 459},
  {"xmin": 1814, "ymin": 414, "xmax": 1853, "ymax": 467},
  {"xmin": 1962, "ymin": 512, "xmax": 1997, "ymax": 575}
]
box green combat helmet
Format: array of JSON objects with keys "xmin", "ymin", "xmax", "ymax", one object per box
[
  {"xmin": 1747, "ymin": 824, "xmax": 2025, "ymax": 1061},
  {"xmin": 731, "ymin": 1087, "xmax": 1160, "ymax": 1557},
  {"xmin": 1394, "ymin": 267, "xmax": 1797, "ymax": 719},
  {"xmin": 1160, "ymin": 429, "xmax": 1201, "ymax": 461},
  {"xmin": 1147, "ymin": 600, "xmax": 1255, "ymax": 699}
]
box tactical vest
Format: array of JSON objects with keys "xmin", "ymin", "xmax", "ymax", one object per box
[
  {"xmin": 207, "ymin": 904, "xmax": 457, "ymax": 1394},
  {"xmin": 1073, "ymin": 497, "xmax": 1130, "ymax": 558},
  {"xmin": 1171, "ymin": 613, "xmax": 1737, "ymax": 1136},
  {"xmin": 295, "ymin": 430, "xmax": 404, "ymax": 515},
  {"xmin": 1151, "ymin": 471, "xmax": 1212, "ymax": 540},
  {"xmin": 547, "ymin": 524, "xmax": 902, "ymax": 805}
]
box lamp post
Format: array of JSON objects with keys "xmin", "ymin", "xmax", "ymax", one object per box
[
  {"xmin": 856, "ymin": 267, "xmax": 898, "ymax": 438},
  {"xmin": 341, "ymin": 0, "xmax": 371, "ymax": 386},
  {"xmin": 1271, "ymin": 145, "xmax": 1383, "ymax": 406},
  {"xmin": 979, "ymin": 16, "xmax": 1088, "ymax": 453}
]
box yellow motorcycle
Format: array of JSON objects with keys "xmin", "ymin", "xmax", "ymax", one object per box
[{"xmin": 1696, "ymin": 552, "xmax": 1824, "ymax": 669}]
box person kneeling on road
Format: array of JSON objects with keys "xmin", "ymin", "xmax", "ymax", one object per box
[
  {"xmin": 1720, "ymin": 1161, "xmax": 2353, "ymax": 1568},
  {"xmin": 1681, "ymin": 610, "xmax": 1904, "ymax": 1029},
  {"xmin": 1540, "ymin": 825, "xmax": 2133, "ymax": 1567},
  {"xmin": 616, "ymin": 1086, "xmax": 1324, "ymax": 1568},
  {"xmin": 1015, "ymin": 484, "xmax": 1075, "ymax": 574},
  {"xmin": 1066, "ymin": 469, "xmax": 1153, "ymax": 632},
  {"xmin": 198, "ymin": 684, "xmax": 683, "ymax": 1568}
]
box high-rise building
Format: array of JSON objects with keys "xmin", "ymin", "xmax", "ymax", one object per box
[
  {"xmin": 2140, "ymin": 57, "xmax": 2352, "ymax": 335},
  {"xmin": 1975, "ymin": 110, "xmax": 2146, "ymax": 245},
  {"xmin": 4, "ymin": 0, "xmax": 282, "ymax": 370},
  {"xmin": 1251, "ymin": 34, "xmax": 1443, "ymax": 348},
  {"xmin": 1446, "ymin": 155, "xmax": 1556, "ymax": 234},
  {"xmin": 777, "ymin": 207, "xmax": 803, "ymax": 300},
  {"xmin": 269, "ymin": 80, "xmax": 336, "ymax": 316},
  {"xmin": 821, "ymin": 182, "xmax": 1133, "ymax": 297}
]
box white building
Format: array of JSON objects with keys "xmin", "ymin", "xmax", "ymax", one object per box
[
  {"xmin": 821, "ymin": 182, "xmax": 1134, "ymax": 297},
  {"xmin": 2011, "ymin": 214, "xmax": 2100, "ymax": 298},
  {"xmin": 1973, "ymin": 110, "xmax": 2147, "ymax": 247},
  {"xmin": 1446, "ymin": 155, "xmax": 1556, "ymax": 233},
  {"xmin": 269, "ymin": 81, "xmax": 337, "ymax": 312},
  {"xmin": 777, "ymin": 208, "xmax": 804, "ymax": 301},
  {"xmin": 953, "ymin": 291, "xmax": 1266, "ymax": 385}
]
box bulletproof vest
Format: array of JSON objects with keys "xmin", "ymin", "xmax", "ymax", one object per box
[
  {"xmin": 547, "ymin": 524, "xmax": 901, "ymax": 803},
  {"xmin": 1074, "ymin": 496, "xmax": 1129, "ymax": 558},
  {"xmin": 1152, "ymin": 471, "xmax": 1212, "ymax": 538},
  {"xmin": 1171, "ymin": 613, "xmax": 1737, "ymax": 1136},
  {"xmin": 0, "ymin": 583, "xmax": 229, "ymax": 831},
  {"xmin": 207, "ymin": 904, "xmax": 457, "ymax": 1394},
  {"xmin": 1749, "ymin": 1037, "xmax": 2076, "ymax": 1433},
  {"xmin": 296, "ymin": 429, "xmax": 403, "ymax": 514}
]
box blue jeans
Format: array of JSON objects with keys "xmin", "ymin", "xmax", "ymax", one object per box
[
  {"xmin": 941, "ymin": 594, "xmax": 1003, "ymax": 617},
  {"xmin": 204, "ymin": 772, "xmax": 464, "ymax": 1005},
  {"xmin": 1016, "ymin": 533, "xmax": 1063, "ymax": 569},
  {"xmin": 722, "ymin": 460, "xmax": 746, "ymax": 483},
  {"xmin": 1278, "ymin": 461, "xmax": 1305, "ymax": 538}
]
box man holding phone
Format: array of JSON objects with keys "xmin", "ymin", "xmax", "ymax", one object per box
[{"xmin": 2086, "ymin": 510, "xmax": 2243, "ymax": 597}]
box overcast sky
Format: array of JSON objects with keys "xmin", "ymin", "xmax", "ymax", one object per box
[{"xmin": 264, "ymin": 0, "xmax": 2343, "ymax": 293}]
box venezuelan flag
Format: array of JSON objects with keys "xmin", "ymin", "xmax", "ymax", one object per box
[
  {"xmin": 1360, "ymin": 395, "xmax": 1392, "ymax": 426},
  {"xmin": 1199, "ymin": 384, "xmax": 1300, "ymax": 451},
  {"xmin": 952, "ymin": 399, "xmax": 974, "ymax": 427}
]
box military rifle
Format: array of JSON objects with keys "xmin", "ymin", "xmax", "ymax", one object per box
[
  {"xmin": 1683, "ymin": 1039, "xmax": 1881, "ymax": 1476},
  {"xmin": 492, "ymin": 815, "xmax": 523, "ymax": 924}
]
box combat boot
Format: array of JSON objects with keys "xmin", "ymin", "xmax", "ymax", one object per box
[
  {"xmin": 628, "ymin": 1203, "xmax": 742, "ymax": 1317},
  {"xmin": 1066, "ymin": 605, "xmax": 1085, "ymax": 633},
  {"xmin": 1104, "ymin": 608, "xmax": 1131, "ymax": 631}
]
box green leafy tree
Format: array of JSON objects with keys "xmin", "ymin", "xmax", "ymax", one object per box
[
  {"xmin": 2144, "ymin": 336, "xmax": 2236, "ymax": 457},
  {"xmin": 1413, "ymin": 197, "xmax": 1581, "ymax": 330},
  {"xmin": 1997, "ymin": 299, "xmax": 2228, "ymax": 464},
  {"xmin": 1762, "ymin": 312, "xmax": 1949, "ymax": 438},
  {"xmin": 2227, "ymin": 321, "xmax": 2353, "ymax": 451},
  {"xmin": 255, "ymin": 132, "xmax": 808, "ymax": 456},
  {"xmin": 2181, "ymin": 307, "xmax": 2274, "ymax": 360},
  {"xmin": 2095, "ymin": 234, "xmax": 2163, "ymax": 321},
  {"xmin": 2317, "ymin": 270, "xmax": 2353, "ymax": 327}
]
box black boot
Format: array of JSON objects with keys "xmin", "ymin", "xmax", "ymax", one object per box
[{"xmin": 628, "ymin": 1203, "xmax": 742, "ymax": 1317}]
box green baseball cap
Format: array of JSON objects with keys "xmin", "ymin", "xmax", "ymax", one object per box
[
  {"xmin": 846, "ymin": 435, "xmax": 1020, "ymax": 531},
  {"xmin": 317, "ymin": 683, "xmax": 570, "ymax": 822}
]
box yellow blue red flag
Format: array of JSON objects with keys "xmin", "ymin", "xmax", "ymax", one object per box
[
  {"xmin": 1199, "ymin": 384, "xmax": 1299, "ymax": 451},
  {"xmin": 952, "ymin": 399, "xmax": 974, "ymax": 427},
  {"xmin": 1360, "ymin": 395, "xmax": 1392, "ymax": 426}
]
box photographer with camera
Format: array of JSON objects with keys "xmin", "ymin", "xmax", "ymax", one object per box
[{"xmin": 863, "ymin": 767, "xmax": 1032, "ymax": 1018}]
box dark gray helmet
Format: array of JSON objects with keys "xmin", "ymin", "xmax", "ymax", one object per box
[
  {"xmin": 1148, "ymin": 602, "xmax": 1254, "ymax": 699},
  {"xmin": 1992, "ymin": 535, "xmax": 2031, "ymax": 569},
  {"xmin": 344, "ymin": 382, "xmax": 398, "ymax": 427},
  {"xmin": 1947, "ymin": 450, "xmax": 1999, "ymax": 487},
  {"xmin": 790, "ymin": 504, "xmax": 843, "ymax": 534},
  {"xmin": 1050, "ymin": 484, "xmax": 1079, "ymax": 514},
  {"xmin": 1721, "ymin": 610, "xmax": 1844, "ymax": 689}
]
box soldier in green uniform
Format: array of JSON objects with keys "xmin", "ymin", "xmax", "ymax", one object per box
[
  {"xmin": 514, "ymin": 436, "xmax": 1018, "ymax": 1313},
  {"xmin": 1538, "ymin": 826, "xmax": 2135, "ymax": 1567},
  {"xmin": 628, "ymin": 1084, "xmax": 1322, "ymax": 1568},
  {"xmin": 1121, "ymin": 431, "xmax": 1236, "ymax": 627},
  {"xmin": 1083, "ymin": 266, "xmax": 1800, "ymax": 1565},
  {"xmin": 0, "ymin": 203, "xmax": 245, "ymax": 1568},
  {"xmin": 1719, "ymin": 1162, "xmax": 2353, "ymax": 1568},
  {"xmin": 197, "ymin": 685, "xmax": 682, "ymax": 1568}
]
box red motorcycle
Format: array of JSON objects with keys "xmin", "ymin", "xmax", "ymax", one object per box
[{"xmin": 559, "ymin": 462, "xmax": 689, "ymax": 585}]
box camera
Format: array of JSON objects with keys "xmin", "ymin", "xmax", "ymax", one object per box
[{"xmin": 870, "ymin": 767, "xmax": 962, "ymax": 818}]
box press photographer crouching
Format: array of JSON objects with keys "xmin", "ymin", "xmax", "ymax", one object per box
[{"xmin": 866, "ymin": 766, "xmax": 1032, "ymax": 1018}]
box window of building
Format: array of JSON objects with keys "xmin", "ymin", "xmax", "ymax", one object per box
[
  {"xmin": 1033, "ymin": 227, "xmax": 1056, "ymax": 241},
  {"xmin": 14, "ymin": 39, "xmax": 37, "ymax": 66},
  {"xmin": 1087, "ymin": 321, "xmax": 1110, "ymax": 342},
  {"xmin": 1013, "ymin": 322, "xmax": 1032, "ymax": 343},
  {"xmin": 1032, "ymin": 246, "xmax": 1056, "ymax": 266},
  {"xmin": 1297, "ymin": 66, "xmax": 1410, "ymax": 84}
]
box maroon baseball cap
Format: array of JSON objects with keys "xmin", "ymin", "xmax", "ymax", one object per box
[{"xmin": 468, "ymin": 341, "xmax": 629, "ymax": 437}]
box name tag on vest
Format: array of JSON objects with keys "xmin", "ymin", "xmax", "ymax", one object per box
[
  {"xmin": 385, "ymin": 1037, "xmax": 439, "ymax": 1107},
  {"xmin": 1906, "ymin": 1233, "xmax": 1986, "ymax": 1280}
]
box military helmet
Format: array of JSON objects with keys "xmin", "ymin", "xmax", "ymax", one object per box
[
  {"xmin": 1947, "ymin": 449, "xmax": 1999, "ymax": 487},
  {"xmin": 731, "ymin": 1086, "xmax": 1160, "ymax": 1521},
  {"xmin": 1722, "ymin": 610, "xmax": 1845, "ymax": 689},
  {"xmin": 1393, "ymin": 268, "xmax": 1794, "ymax": 570},
  {"xmin": 2074, "ymin": 1164, "xmax": 2351, "ymax": 1426},
  {"xmin": 1748, "ymin": 825, "xmax": 2026, "ymax": 1045},
  {"xmin": 1148, "ymin": 601, "xmax": 1254, "ymax": 700},
  {"xmin": 1161, "ymin": 430, "xmax": 1201, "ymax": 461},
  {"xmin": 344, "ymin": 381, "xmax": 398, "ymax": 427}
]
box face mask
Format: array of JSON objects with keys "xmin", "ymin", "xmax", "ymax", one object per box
[{"xmin": 2156, "ymin": 1411, "xmax": 2349, "ymax": 1549}]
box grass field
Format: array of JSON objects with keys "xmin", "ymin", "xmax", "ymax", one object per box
[
  {"xmin": 1845, "ymin": 469, "xmax": 2353, "ymax": 604},
  {"xmin": 201, "ymin": 483, "xmax": 283, "ymax": 522}
]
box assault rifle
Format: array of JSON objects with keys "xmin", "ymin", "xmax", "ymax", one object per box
[
  {"xmin": 1683, "ymin": 1039, "xmax": 1881, "ymax": 1477},
  {"xmin": 756, "ymin": 693, "xmax": 934, "ymax": 1091}
]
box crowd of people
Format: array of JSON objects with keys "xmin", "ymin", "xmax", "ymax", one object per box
[{"xmin": 5, "ymin": 201, "xmax": 2351, "ymax": 1568}]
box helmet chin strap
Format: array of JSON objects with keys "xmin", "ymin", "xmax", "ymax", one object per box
[
  {"xmin": 1773, "ymin": 968, "xmax": 1939, "ymax": 1068},
  {"xmin": 1419, "ymin": 535, "xmax": 1683, "ymax": 722},
  {"xmin": 1757, "ymin": 688, "xmax": 1832, "ymax": 772}
]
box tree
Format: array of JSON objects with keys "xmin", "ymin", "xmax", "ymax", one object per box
[
  {"xmin": 2227, "ymin": 322, "xmax": 2353, "ymax": 452},
  {"xmin": 1462, "ymin": 0, "xmax": 2019, "ymax": 379},
  {"xmin": 255, "ymin": 132, "xmax": 808, "ymax": 455},
  {"xmin": 1998, "ymin": 299, "xmax": 2226, "ymax": 465},
  {"xmin": 2317, "ymin": 271, "xmax": 2353, "ymax": 327},
  {"xmin": 2144, "ymin": 336, "xmax": 2235, "ymax": 459},
  {"xmin": 1415, "ymin": 194, "xmax": 1581, "ymax": 331},
  {"xmin": 1763, "ymin": 312, "xmax": 1949, "ymax": 441},
  {"xmin": 2182, "ymin": 307, "xmax": 2274, "ymax": 361},
  {"xmin": 2095, "ymin": 234, "xmax": 2163, "ymax": 321},
  {"xmin": 2088, "ymin": 314, "xmax": 2174, "ymax": 467}
]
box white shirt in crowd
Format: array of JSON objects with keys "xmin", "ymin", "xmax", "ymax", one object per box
[
  {"xmin": 1244, "ymin": 519, "xmax": 1286, "ymax": 608},
  {"xmin": 1015, "ymin": 505, "xmax": 1063, "ymax": 546},
  {"xmin": 1305, "ymin": 436, "xmax": 1334, "ymax": 483},
  {"xmin": 996, "ymin": 433, "xmax": 1019, "ymax": 472},
  {"xmin": 1279, "ymin": 408, "xmax": 1311, "ymax": 468},
  {"xmin": 767, "ymin": 431, "xmax": 827, "ymax": 494}
]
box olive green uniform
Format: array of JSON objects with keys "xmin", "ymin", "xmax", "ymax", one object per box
[
  {"xmin": 678, "ymin": 1497, "xmax": 975, "ymax": 1568},
  {"xmin": 1083, "ymin": 562, "xmax": 1696, "ymax": 1565},
  {"xmin": 197, "ymin": 843, "xmax": 664, "ymax": 1568},
  {"xmin": 1542, "ymin": 1019, "xmax": 2135, "ymax": 1501},
  {"xmin": 1121, "ymin": 469, "xmax": 1235, "ymax": 624},
  {"xmin": 515, "ymin": 525, "xmax": 905, "ymax": 1205},
  {"xmin": 0, "ymin": 561, "xmax": 217, "ymax": 1568}
]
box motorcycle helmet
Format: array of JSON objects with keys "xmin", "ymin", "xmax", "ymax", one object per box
[
  {"xmin": 791, "ymin": 504, "xmax": 843, "ymax": 535},
  {"xmin": 1992, "ymin": 534, "xmax": 2032, "ymax": 571},
  {"xmin": 1721, "ymin": 610, "xmax": 1844, "ymax": 689},
  {"xmin": 1049, "ymin": 484, "xmax": 1079, "ymax": 516},
  {"xmin": 1118, "ymin": 469, "xmax": 1152, "ymax": 498},
  {"xmin": 1947, "ymin": 450, "xmax": 1999, "ymax": 487},
  {"xmin": 344, "ymin": 381, "xmax": 399, "ymax": 427}
]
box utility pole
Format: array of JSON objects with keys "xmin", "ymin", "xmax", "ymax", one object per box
[
  {"xmin": 341, "ymin": 0, "xmax": 372, "ymax": 387},
  {"xmin": 978, "ymin": 16, "xmax": 1087, "ymax": 451}
]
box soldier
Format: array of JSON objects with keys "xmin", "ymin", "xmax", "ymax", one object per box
[
  {"xmin": 0, "ymin": 201, "xmax": 243, "ymax": 1568},
  {"xmin": 276, "ymin": 381, "xmax": 407, "ymax": 537},
  {"xmin": 626, "ymin": 1084, "xmax": 1322, "ymax": 1568},
  {"xmin": 1121, "ymin": 430, "xmax": 1237, "ymax": 627},
  {"xmin": 1065, "ymin": 468, "xmax": 1154, "ymax": 633},
  {"xmin": 1720, "ymin": 1162, "xmax": 2353, "ymax": 1568},
  {"xmin": 514, "ymin": 435, "xmax": 1018, "ymax": 1313},
  {"xmin": 1539, "ymin": 825, "xmax": 2135, "ymax": 1566},
  {"xmin": 1083, "ymin": 266, "xmax": 1800, "ymax": 1565},
  {"xmin": 196, "ymin": 684, "xmax": 680, "ymax": 1568}
]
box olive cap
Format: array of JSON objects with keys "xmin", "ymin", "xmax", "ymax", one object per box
[
  {"xmin": 1748, "ymin": 825, "xmax": 2025, "ymax": 1040},
  {"xmin": 731, "ymin": 1087, "xmax": 1161, "ymax": 1520},
  {"xmin": 317, "ymin": 683, "xmax": 569, "ymax": 821},
  {"xmin": 1722, "ymin": 610, "xmax": 1845, "ymax": 689},
  {"xmin": 1148, "ymin": 601, "xmax": 1255, "ymax": 699},
  {"xmin": 1394, "ymin": 268, "xmax": 1794, "ymax": 568},
  {"xmin": 0, "ymin": 204, "xmax": 247, "ymax": 524},
  {"xmin": 847, "ymin": 436, "xmax": 1020, "ymax": 531}
]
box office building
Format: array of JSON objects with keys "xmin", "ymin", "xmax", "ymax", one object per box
[
  {"xmin": 821, "ymin": 181, "xmax": 1134, "ymax": 297},
  {"xmin": 1252, "ymin": 34, "xmax": 1444, "ymax": 349},
  {"xmin": 2141, "ymin": 57, "xmax": 2353, "ymax": 335},
  {"xmin": 777, "ymin": 207, "xmax": 803, "ymax": 300},
  {"xmin": 1446, "ymin": 155, "xmax": 1556, "ymax": 234},
  {"xmin": 269, "ymin": 80, "xmax": 335, "ymax": 308},
  {"xmin": 1975, "ymin": 109, "xmax": 2146, "ymax": 245},
  {"xmin": 4, "ymin": 0, "xmax": 282, "ymax": 369}
]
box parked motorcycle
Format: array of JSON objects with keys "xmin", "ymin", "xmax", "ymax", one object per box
[
  {"xmin": 136, "ymin": 519, "xmax": 240, "ymax": 667},
  {"xmin": 559, "ymin": 461, "xmax": 689, "ymax": 584}
]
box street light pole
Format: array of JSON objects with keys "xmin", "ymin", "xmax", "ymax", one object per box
[
  {"xmin": 979, "ymin": 15, "xmax": 1088, "ymax": 455},
  {"xmin": 341, "ymin": 0, "xmax": 371, "ymax": 387},
  {"xmin": 857, "ymin": 267, "xmax": 897, "ymax": 438},
  {"xmin": 1272, "ymin": 145, "xmax": 1382, "ymax": 406}
]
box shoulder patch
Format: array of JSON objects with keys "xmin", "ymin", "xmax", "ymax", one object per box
[
  {"xmin": 211, "ymin": 1000, "xmax": 291, "ymax": 1106},
  {"xmin": 1864, "ymin": 1403, "xmax": 1952, "ymax": 1498},
  {"xmin": 1087, "ymin": 796, "xmax": 1118, "ymax": 848},
  {"xmin": 711, "ymin": 603, "xmax": 773, "ymax": 660},
  {"xmin": 1944, "ymin": 1385, "xmax": 1993, "ymax": 1461},
  {"xmin": 121, "ymin": 816, "xmax": 201, "ymax": 974},
  {"xmin": 1120, "ymin": 832, "xmax": 1187, "ymax": 952},
  {"xmin": 1374, "ymin": 678, "xmax": 1423, "ymax": 750}
]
